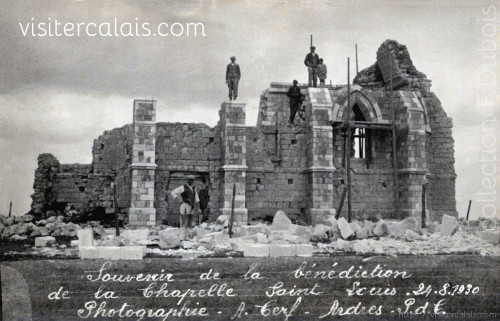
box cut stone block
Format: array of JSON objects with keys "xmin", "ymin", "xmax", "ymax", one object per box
[
  {"xmin": 477, "ymin": 230, "xmax": 500, "ymax": 244},
  {"xmin": 182, "ymin": 241, "xmax": 195, "ymax": 249},
  {"xmin": 120, "ymin": 246, "xmax": 145, "ymax": 260},
  {"xmin": 159, "ymin": 228, "xmax": 183, "ymax": 249},
  {"xmin": 80, "ymin": 246, "xmax": 99, "ymax": 259},
  {"xmin": 243, "ymin": 244, "xmax": 270, "ymax": 257},
  {"xmin": 121, "ymin": 229, "xmax": 149, "ymax": 243},
  {"xmin": 388, "ymin": 217, "xmax": 420, "ymax": 238},
  {"xmin": 237, "ymin": 224, "xmax": 270, "ymax": 237},
  {"xmin": 350, "ymin": 221, "xmax": 361, "ymax": 233},
  {"xmin": 364, "ymin": 220, "xmax": 375, "ymax": 237},
  {"xmin": 440, "ymin": 214, "xmax": 459, "ymax": 237},
  {"xmin": 182, "ymin": 251, "xmax": 200, "ymax": 260},
  {"xmin": 355, "ymin": 227, "xmax": 369, "ymax": 240},
  {"xmin": 335, "ymin": 239, "xmax": 353, "ymax": 252},
  {"xmin": 296, "ymin": 244, "xmax": 314, "ymax": 257},
  {"xmin": 284, "ymin": 234, "xmax": 309, "ymax": 244},
  {"xmin": 77, "ymin": 228, "xmax": 94, "ymax": 247},
  {"xmin": 404, "ymin": 229, "xmax": 421, "ymax": 242},
  {"xmin": 70, "ymin": 240, "xmax": 79, "ymax": 247},
  {"xmin": 271, "ymin": 210, "xmax": 292, "ymax": 230},
  {"xmin": 311, "ymin": 224, "xmax": 331, "ymax": 242},
  {"xmin": 98, "ymin": 246, "xmax": 122, "ymax": 260},
  {"xmin": 320, "ymin": 217, "xmax": 339, "ymax": 234},
  {"xmin": 209, "ymin": 233, "xmax": 230, "ymax": 250},
  {"xmin": 216, "ymin": 214, "xmax": 229, "ymax": 226},
  {"xmin": 338, "ymin": 218, "xmax": 354, "ymax": 240},
  {"xmin": 289, "ymin": 224, "xmax": 311, "ymax": 240},
  {"xmin": 270, "ymin": 244, "xmax": 296, "ymax": 257},
  {"xmin": 35, "ymin": 236, "xmax": 56, "ymax": 247},
  {"xmin": 373, "ymin": 220, "xmax": 388, "ymax": 237}
]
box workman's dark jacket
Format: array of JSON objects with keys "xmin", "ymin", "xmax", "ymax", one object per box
[
  {"xmin": 287, "ymin": 85, "xmax": 303, "ymax": 102},
  {"xmin": 304, "ymin": 52, "xmax": 320, "ymax": 67}
]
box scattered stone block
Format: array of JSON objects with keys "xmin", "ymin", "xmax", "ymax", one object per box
[
  {"xmin": 209, "ymin": 233, "xmax": 230, "ymax": 250},
  {"xmin": 477, "ymin": 230, "xmax": 500, "ymax": 244},
  {"xmin": 120, "ymin": 246, "xmax": 145, "ymax": 260},
  {"xmin": 284, "ymin": 234, "xmax": 309, "ymax": 244},
  {"xmin": 440, "ymin": 214, "xmax": 459, "ymax": 237},
  {"xmin": 237, "ymin": 224, "xmax": 270, "ymax": 237},
  {"xmin": 338, "ymin": 218, "xmax": 354, "ymax": 240},
  {"xmin": 79, "ymin": 246, "xmax": 99, "ymax": 259},
  {"xmin": 388, "ymin": 217, "xmax": 420, "ymax": 238},
  {"xmin": 271, "ymin": 210, "xmax": 292, "ymax": 230},
  {"xmin": 216, "ymin": 214, "xmax": 229, "ymax": 226},
  {"xmin": 243, "ymin": 244, "xmax": 270, "ymax": 257},
  {"xmin": 355, "ymin": 227, "xmax": 369, "ymax": 240},
  {"xmin": 77, "ymin": 228, "xmax": 94, "ymax": 247},
  {"xmin": 405, "ymin": 229, "xmax": 421, "ymax": 242},
  {"xmin": 320, "ymin": 217, "xmax": 339, "ymax": 234},
  {"xmin": 311, "ymin": 224, "xmax": 331, "ymax": 242},
  {"xmin": 270, "ymin": 244, "xmax": 296, "ymax": 257},
  {"xmin": 98, "ymin": 246, "xmax": 122, "ymax": 260},
  {"xmin": 194, "ymin": 227, "xmax": 210, "ymax": 240},
  {"xmin": 373, "ymin": 220, "xmax": 388, "ymax": 237},
  {"xmin": 182, "ymin": 251, "xmax": 200, "ymax": 260},
  {"xmin": 289, "ymin": 224, "xmax": 311, "ymax": 240},
  {"xmin": 335, "ymin": 239, "xmax": 353, "ymax": 252},
  {"xmin": 182, "ymin": 241, "xmax": 195, "ymax": 249},
  {"xmin": 10, "ymin": 234, "xmax": 27, "ymax": 241},
  {"xmin": 159, "ymin": 228, "xmax": 183, "ymax": 249},
  {"xmin": 70, "ymin": 240, "xmax": 79, "ymax": 247},
  {"xmin": 353, "ymin": 241, "xmax": 371, "ymax": 254},
  {"xmin": 296, "ymin": 244, "xmax": 314, "ymax": 257},
  {"xmin": 122, "ymin": 229, "xmax": 149, "ymax": 243},
  {"xmin": 364, "ymin": 220, "xmax": 375, "ymax": 236},
  {"xmin": 254, "ymin": 232, "xmax": 269, "ymax": 243},
  {"xmin": 35, "ymin": 236, "xmax": 56, "ymax": 247},
  {"xmin": 350, "ymin": 221, "xmax": 362, "ymax": 234}
]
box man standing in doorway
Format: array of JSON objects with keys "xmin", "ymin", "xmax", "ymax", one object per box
[
  {"xmin": 198, "ymin": 184, "xmax": 210, "ymax": 224},
  {"xmin": 304, "ymin": 46, "xmax": 319, "ymax": 87},
  {"xmin": 170, "ymin": 175, "xmax": 199, "ymax": 239},
  {"xmin": 226, "ymin": 56, "xmax": 241, "ymax": 100}
]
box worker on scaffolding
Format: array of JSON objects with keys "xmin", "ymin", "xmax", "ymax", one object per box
[{"xmin": 287, "ymin": 80, "xmax": 304, "ymax": 125}]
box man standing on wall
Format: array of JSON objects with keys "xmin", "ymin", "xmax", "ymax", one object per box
[
  {"xmin": 317, "ymin": 58, "xmax": 327, "ymax": 87},
  {"xmin": 170, "ymin": 175, "xmax": 199, "ymax": 239},
  {"xmin": 304, "ymin": 46, "xmax": 319, "ymax": 87},
  {"xmin": 226, "ymin": 56, "xmax": 241, "ymax": 100},
  {"xmin": 287, "ymin": 80, "xmax": 304, "ymax": 125}
]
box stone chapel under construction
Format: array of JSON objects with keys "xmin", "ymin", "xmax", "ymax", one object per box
[{"xmin": 30, "ymin": 40, "xmax": 457, "ymax": 227}]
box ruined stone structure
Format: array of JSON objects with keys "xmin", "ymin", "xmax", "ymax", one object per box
[{"xmin": 31, "ymin": 40, "xmax": 457, "ymax": 226}]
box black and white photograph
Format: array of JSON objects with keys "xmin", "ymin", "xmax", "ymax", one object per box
[{"xmin": 0, "ymin": 0, "xmax": 499, "ymax": 320}]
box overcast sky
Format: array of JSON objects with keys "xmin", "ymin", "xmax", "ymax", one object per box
[{"xmin": 0, "ymin": 0, "xmax": 498, "ymax": 219}]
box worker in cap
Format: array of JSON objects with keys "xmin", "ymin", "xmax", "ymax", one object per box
[
  {"xmin": 304, "ymin": 45, "xmax": 319, "ymax": 87},
  {"xmin": 226, "ymin": 56, "xmax": 241, "ymax": 100},
  {"xmin": 170, "ymin": 174, "xmax": 199, "ymax": 239},
  {"xmin": 287, "ymin": 79, "xmax": 304, "ymax": 124}
]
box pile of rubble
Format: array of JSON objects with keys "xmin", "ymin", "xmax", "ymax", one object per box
[
  {"xmin": 0, "ymin": 214, "xmax": 80, "ymax": 241},
  {"xmin": 1, "ymin": 210, "xmax": 499, "ymax": 259}
]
